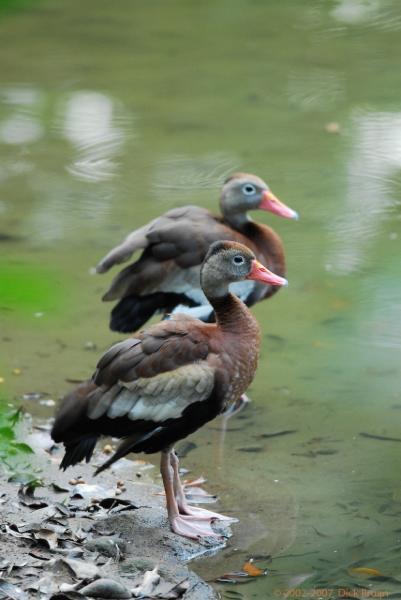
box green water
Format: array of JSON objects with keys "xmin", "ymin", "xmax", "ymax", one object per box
[{"xmin": 1, "ymin": 0, "xmax": 401, "ymax": 597}]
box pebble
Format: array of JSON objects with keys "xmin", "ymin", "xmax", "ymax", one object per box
[
  {"xmin": 81, "ymin": 578, "xmax": 131, "ymax": 599},
  {"xmin": 85, "ymin": 536, "xmax": 126, "ymax": 558},
  {"xmin": 325, "ymin": 121, "xmax": 340, "ymax": 133},
  {"xmin": 39, "ymin": 398, "xmax": 56, "ymax": 407},
  {"xmin": 84, "ymin": 341, "xmax": 97, "ymax": 350}
]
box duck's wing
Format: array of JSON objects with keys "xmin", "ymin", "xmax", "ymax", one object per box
[
  {"xmin": 51, "ymin": 318, "xmax": 221, "ymax": 470},
  {"xmin": 99, "ymin": 206, "xmax": 244, "ymax": 301},
  {"xmin": 95, "ymin": 206, "xmax": 252, "ymax": 333},
  {"xmin": 96, "ymin": 205, "xmax": 229, "ymax": 274}
]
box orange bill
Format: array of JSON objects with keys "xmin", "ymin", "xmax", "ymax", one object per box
[
  {"xmin": 259, "ymin": 189, "xmax": 299, "ymax": 220},
  {"xmin": 246, "ymin": 259, "xmax": 288, "ymax": 286}
]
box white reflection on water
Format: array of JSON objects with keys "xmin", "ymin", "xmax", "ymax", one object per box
[
  {"xmin": 330, "ymin": 0, "xmax": 401, "ymax": 31},
  {"xmin": 63, "ymin": 91, "xmax": 128, "ymax": 182},
  {"xmin": 0, "ymin": 85, "xmax": 44, "ymax": 145},
  {"xmin": 0, "ymin": 114, "xmax": 43, "ymax": 145},
  {"xmin": 0, "ymin": 86, "xmax": 42, "ymax": 106},
  {"xmin": 331, "ymin": 0, "xmax": 380, "ymax": 25},
  {"xmin": 353, "ymin": 281, "xmax": 401, "ymax": 351},
  {"xmin": 152, "ymin": 152, "xmax": 240, "ymax": 201},
  {"xmin": 327, "ymin": 110, "xmax": 401, "ymax": 275}
]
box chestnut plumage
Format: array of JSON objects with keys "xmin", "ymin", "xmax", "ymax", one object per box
[
  {"xmin": 95, "ymin": 172, "xmax": 297, "ymax": 332},
  {"xmin": 52, "ymin": 241, "xmax": 287, "ymax": 539}
]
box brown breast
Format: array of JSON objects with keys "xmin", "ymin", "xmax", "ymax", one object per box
[{"xmin": 206, "ymin": 293, "xmax": 262, "ymax": 411}]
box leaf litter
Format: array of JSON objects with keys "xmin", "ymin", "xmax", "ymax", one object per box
[{"xmin": 0, "ymin": 473, "xmax": 200, "ymax": 599}]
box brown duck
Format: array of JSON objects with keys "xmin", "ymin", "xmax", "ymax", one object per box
[
  {"xmin": 52, "ymin": 241, "xmax": 287, "ymax": 539},
  {"xmin": 96, "ymin": 172, "xmax": 297, "ymax": 332}
]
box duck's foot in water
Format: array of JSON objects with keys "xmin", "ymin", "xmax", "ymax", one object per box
[
  {"xmin": 169, "ymin": 450, "xmax": 237, "ymax": 523},
  {"xmin": 178, "ymin": 503, "xmax": 238, "ymax": 523},
  {"xmin": 170, "ymin": 514, "xmax": 221, "ymax": 540}
]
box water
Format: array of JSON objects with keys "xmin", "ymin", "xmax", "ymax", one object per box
[{"xmin": 1, "ymin": 0, "xmax": 401, "ymax": 596}]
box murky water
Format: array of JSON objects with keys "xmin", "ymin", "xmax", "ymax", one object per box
[{"xmin": 1, "ymin": 0, "xmax": 401, "ymax": 597}]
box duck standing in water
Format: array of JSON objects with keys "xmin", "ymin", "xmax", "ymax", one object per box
[
  {"xmin": 96, "ymin": 173, "xmax": 297, "ymax": 333},
  {"xmin": 52, "ymin": 241, "xmax": 287, "ymax": 539}
]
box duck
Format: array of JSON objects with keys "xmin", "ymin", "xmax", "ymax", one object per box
[
  {"xmin": 95, "ymin": 172, "xmax": 297, "ymax": 333},
  {"xmin": 52, "ymin": 240, "xmax": 287, "ymax": 539}
]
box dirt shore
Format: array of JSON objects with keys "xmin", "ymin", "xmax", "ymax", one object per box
[{"xmin": 0, "ymin": 432, "xmax": 231, "ymax": 599}]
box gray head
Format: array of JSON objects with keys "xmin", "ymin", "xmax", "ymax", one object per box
[
  {"xmin": 220, "ymin": 172, "xmax": 298, "ymax": 225},
  {"xmin": 201, "ymin": 240, "xmax": 288, "ymax": 299}
]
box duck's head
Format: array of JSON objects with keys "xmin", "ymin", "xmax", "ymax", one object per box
[
  {"xmin": 220, "ymin": 172, "xmax": 298, "ymax": 224},
  {"xmin": 201, "ymin": 240, "xmax": 288, "ymax": 298}
]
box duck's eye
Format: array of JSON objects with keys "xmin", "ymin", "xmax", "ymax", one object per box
[
  {"xmin": 242, "ymin": 183, "xmax": 256, "ymax": 195},
  {"xmin": 233, "ymin": 255, "xmax": 245, "ymax": 265}
]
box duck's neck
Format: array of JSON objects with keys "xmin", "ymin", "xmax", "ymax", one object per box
[
  {"xmin": 208, "ymin": 291, "xmax": 260, "ymax": 336},
  {"xmin": 222, "ymin": 210, "xmax": 251, "ymax": 230}
]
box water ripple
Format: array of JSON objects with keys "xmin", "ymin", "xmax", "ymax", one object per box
[
  {"xmin": 151, "ymin": 152, "xmax": 240, "ymax": 201},
  {"xmin": 287, "ymin": 69, "xmax": 345, "ymax": 112},
  {"xmin": 331, "ymin": 0, "xmax": 401, "ymax": 32},
  {"xmin": 0, "ymin": 85, "xmax": 44, "ymax": 145},
  {"xmin": 327, "ymin": 110, "xmax": 401, "ymax": 275},
  {"xmin": 60, "ymin": 91, "xmax": 131, "ymax": 183}
]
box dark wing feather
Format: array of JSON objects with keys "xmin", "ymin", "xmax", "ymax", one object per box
[
  {"xmin": 93, "ymin": 317, "xmax": 210, "ymax": 386},
  {"xmin": 52, "ymin": 316, "xmax": 216, "ymax": 463},
  {"xmin": 99, "ymin": 206, "xmax": 247, "ymax": 300}
]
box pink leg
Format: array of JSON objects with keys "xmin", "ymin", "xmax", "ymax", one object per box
[
  {"xmin": 170, "ymin": 451, "xmax": 237, "ymax": 523},
  {"xmin": 160, "ymin": 450, "xmax": 221, "ymax": 539}
]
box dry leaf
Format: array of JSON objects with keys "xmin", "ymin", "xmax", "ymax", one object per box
[
  {"xmin": 132, "ymin": 566, "xmax": 160, "ymax": 597},
  {"xmin": 349, "ymin": 566, "xmax": 384, "ymax": 577},
  {"xmin": 242, "ymin": 560, "xmax": 265, "ymax": 577}
]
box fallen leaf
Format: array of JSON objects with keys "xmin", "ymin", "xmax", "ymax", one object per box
[
  {"xmin": 50, "ymin": 483, "xmax": 69, "ymax": 493},
  {"xmin": 64, "ymin": 557, "xmax": 100, "ymax": 580},
  {"xmin": 0, "ymin": 578, "xmax": 29, "ymax": 599},
  {"xmin": 242, "ymin": 560, "xmax": 266, "ymax": 577},
  {"xmin": 18, "ymin": 484, "xmax": 48, "ymax": 509},
  {"xmin": 349, "ymin": 566, "xmax": 384, "ymax": 577},
  {"xmin": 132, "ymin": 567, "xmax": 160, "ymax": 597}
]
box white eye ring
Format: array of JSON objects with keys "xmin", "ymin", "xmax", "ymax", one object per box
[
  {"xmin": 233, "ymin": 255, "xmax": 245, "ymax": 265},
  {"xmin": 242, "ymin": 183, "xmax": 256, "ymax": 195}
]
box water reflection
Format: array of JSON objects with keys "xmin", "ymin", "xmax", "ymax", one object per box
[
  {"xmin": 0, "ymin": 85, "xmax": 44, "ymax": 145},
  {"xmin": 328, "ymin": 111, "xmax": 401, "ymax": 274},
  {"xmin": 62, "ymin": 91, "xmax": 129, "ymax": 182},
  {"xmin": 1, "ymin": 0, "xmax": 401, "ymax": 596},
  {"xmin": 287, "ymin": 69, "xmax": 345, "ymax": 112},
  {"xmin": 357, "ymin": 282, "xmax": 401, "ymax": 350},
  {"xmin": 151, "ymin": 152, "xmax": 240, "ymax": 201},
  {"xmin": 331, "ymin": 0, "xmax": 401, "ymax": 31},
  {"xmin": 0, "ymin": 87, "xmax": 134, "ymax": 242}
]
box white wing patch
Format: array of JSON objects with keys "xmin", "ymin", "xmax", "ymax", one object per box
[
  {"xmin": 170, "ymin": 304, "xmax": 214, "ymax": 321},
  {"xmin": 88, "ymin": 362, "xmax": 215, "ymax": 423}
]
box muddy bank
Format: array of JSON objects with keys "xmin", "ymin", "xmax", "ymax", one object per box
[{"xmin": 0, "ymin": 432, "xmax": 232, "ymax": 599}]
